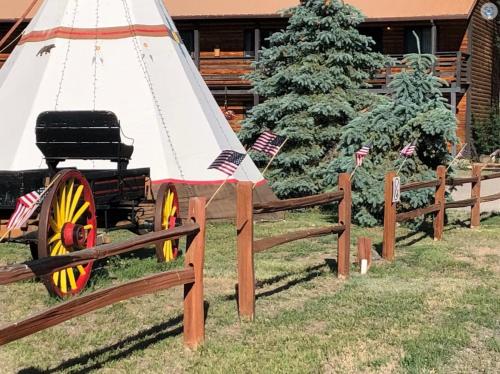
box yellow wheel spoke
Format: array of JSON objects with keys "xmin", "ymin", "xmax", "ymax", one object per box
[
  {"xmin": 60, "ymin": 269, "xmax": 67, "ymax": 294},
  {"xmin": 163, "ymin": 240, "xmax": 173, "ymax": 261},
  {"xmin": 65, "ymin": 180, "xmax": 75, "ymax": 221},
  {"xmin": 67, "ymin": 268, "xmax": 77, "ymax": 290},
  {"xmin": 77, "ymin": 265, "xmax": 86, "ymax": 276},
  {"xmin": 162, "ymin": 191, "xmax": 173, "ymax": 229},
  {"xmin": 71, "ymin": 202, "xmax": 90, "ymax": 224},
  {"xmin": 50, "ymin": 217, "xmax": 60, "ymax": 233},
  {"xmin": 55, "ymin": 200, "xmax": 62, "ymax": 228},
  {"xmin": 50, "ymin": 241, "xmax": 63, "ymax": 256},
  {"xmin": 53, "ymin": 271, "xmax": 60, "ymax": 285},
  {"xmin": 84, "ymin": 224, "xmax": 93, "ymax": 230},
  {"xmin": 60, "ymin": 184, "xmax": 67, "ymax": 225},
  {"xmin": 68, "ymin": 185, "xmax": 84, "ymax": 221},
  {"xmin": 48, "ymin": 233, "xmax": 61, "ymax": 245}
]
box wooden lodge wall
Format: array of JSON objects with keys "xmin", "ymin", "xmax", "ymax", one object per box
[
  {"xmin": 0, "ymin": 12, "xmax": 498, "ymax": 143},
  {"xmin": 470, "ymin": 0, "xmax": 498, "ymax": 126}
]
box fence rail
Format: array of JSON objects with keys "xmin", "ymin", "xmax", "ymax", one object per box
[
  {"xmin": 0, "ymin": 197, "xmax": 207, "ymax": 349},
  {"xmin": 236, "ymin": 174, "xmax": 351, "ymax": 320},
  {"xmin": 383, "ymin": 164, "xmax": 500, "ymax": 261},
  {"xmin": 253, "ymin": 191, "xmax": 344, "ymax": 214}
]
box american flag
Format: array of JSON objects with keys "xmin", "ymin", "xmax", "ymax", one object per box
[
  {"xmin": 208, "ymin": 150, "xmax": 247, "ymax": 176},
  {"xmin": 400, "ymin": 141, "xmax": 417, "ymax": 157},
  {"xmin": 7, "ymin": 191, "xmax": 42, "ymax": 231},
  {"xmin": 355, "ymin": 143, "xmax": 372, "ymax": 167},
  {"xmin": 456, "ymin": 143, "xmax": 470, "ymax": 159},
  {"xmin": 251, "ymin": 131, "xmax": 287, "ymax": 157}
]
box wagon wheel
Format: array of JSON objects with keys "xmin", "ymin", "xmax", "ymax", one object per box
[
  {"xmin": 38, "ymin": 170, "xmax": 97, "ymax": 297},
  {"xmin": 154, "ymin": 183, "xmax": 181, "ymax": 262}
]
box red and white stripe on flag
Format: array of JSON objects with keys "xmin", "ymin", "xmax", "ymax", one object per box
[
  {"xmin": 400, "ymin": 142, "xmax": 416, "ymax": 157},
  {"xmin": 355, "ymin": 144, "xmax": 371, "ymax": 167},
  {"xmin": 7, "ymin": 191, "xmax": 41, "ymax": 230},
  {"xmin": 208, "ymin": 150, "xmax": 247, "ymax": 176},
  {"xmin": 251, "ymin": 131, "xmax": 286, "ymax": 157}
]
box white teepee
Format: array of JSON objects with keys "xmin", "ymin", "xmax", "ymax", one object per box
[{"xmin": 0, "ymin": 0, "xmax": 265, "ymax": 187}]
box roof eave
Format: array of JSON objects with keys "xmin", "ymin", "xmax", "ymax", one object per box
[{"xmin": 171, "ymin": 14, "xmax": 470, "ymax": 22}]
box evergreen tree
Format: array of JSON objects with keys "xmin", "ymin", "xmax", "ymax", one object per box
[
  {"xmin": 325, "ymin": 45, "xmax": 458, "ymax": 226},
  {"xmin": 239, "ymin": 0, "xmax": 385, "ymax": 198}
]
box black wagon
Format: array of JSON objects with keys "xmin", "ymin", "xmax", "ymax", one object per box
[{"xmin": 0, "ymin": 111, "xmax": 181, "ymax": 297}]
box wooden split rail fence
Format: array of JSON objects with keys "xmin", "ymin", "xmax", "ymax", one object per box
[
  {"xmin": 0, "ymin": 197, "xmax": 207, "ymax": 349},
  {"xmin": 236, "ymin": 174, "xmax": 352, "ymax": 320},
  {"xmin": 383, "ymin": 165, "xmax": 500, "ymax": 260}
]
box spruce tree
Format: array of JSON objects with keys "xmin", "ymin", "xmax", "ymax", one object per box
[
  {"xmin": 239, "ymin": 0, "xmax": 385, "ymax": 198},
  {"xmin": 325, "ymin": 46, "xmax": 458, "ymax": 226}
]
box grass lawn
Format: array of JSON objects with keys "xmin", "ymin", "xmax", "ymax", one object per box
[{"xmin": 0, "ymin": 210, "xmax": 499, "ymax": 373}]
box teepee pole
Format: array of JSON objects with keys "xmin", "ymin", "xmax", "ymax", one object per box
[{"xmin": 0, "ymin": 0, "xmax": 40, "ymax": 50}]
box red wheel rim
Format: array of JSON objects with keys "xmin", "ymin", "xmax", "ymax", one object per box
[
  {"xmin": 154, "ymin": 183, "xmax": 181, "ymax": 262},
  {"xmin": 38, "ymin": 170, "xmax": 96, "ymax": 297}
]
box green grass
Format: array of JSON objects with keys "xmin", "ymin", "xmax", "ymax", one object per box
[{"xmin": 0, "ymin": 211, "xmax": 499, "ymax": 373}]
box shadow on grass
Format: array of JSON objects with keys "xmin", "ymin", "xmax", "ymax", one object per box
[
  {"xmin": 18, "ymin": 302, "xmax": 210, "ymax": 374},
  {"xmin": 232, "ymin": 260, "xmax": 338, "ymax": 308}
]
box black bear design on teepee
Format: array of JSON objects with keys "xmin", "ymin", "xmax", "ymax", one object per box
[{"xmin": 36, "ymin": 44, "xmax": 56, "ymax": 56}]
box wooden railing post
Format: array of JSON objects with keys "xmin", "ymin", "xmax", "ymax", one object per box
[
  {"xmin": 383, "ymin": 171, "xmax": 397, "ymax": 261},
  {"xmin": 183, "ymin": 197, "xmax": 206, "ymax": 349},
  {"xmin": 236, "ymin": 182, "xmax": 255, "ymax": 320},
  {"xmin": 433, "ymin": 165, "xmax": 446, "ymax": 240},
  {"xmin": 337, "ymin": 173, "xmax": 351, "ymax": 279},
  {"xmin": 471, "ymin": 164, "xmax": 482, "ymax": 228}
]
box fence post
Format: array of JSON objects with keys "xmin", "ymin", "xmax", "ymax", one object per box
[
  {"xmin": 383, "ymin": 171, "xmax": 397, "ymax": 261},
  {"xmin": 433, "ymin": 165, "xmax": 446, "ymax": 240},
  {"xmin": 337, "ymin": 173, "xmax": 351, "ymax": 279},
  {"xmin": 236, "ymin": 182, "xmax": 255, "ymax": 320},
  {"xmin": 470, "ymin": 163, "xmax": 482, "ymax": 228},
  {"xmin": 183, "ymin": 197, "xmax": 206, "ymax": 349}
]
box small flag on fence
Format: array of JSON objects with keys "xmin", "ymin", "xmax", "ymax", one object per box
[
  {"xmin": 355, "ymin": 143, "xmax": 372, "ymax": 167},
  {"xmin": 456, "ymin": 143, "xmax": 471, "ymax": 159},
  {"xmin": 251, "ymin": 130, "xmax": 287, "ymax": 157},
  {"xmin": 7, "ymin": 191, "xmax": 42, "ymax": 231},
  {"xmin": 208, "ymin": 150, "xmax": 247, "ymax": 176},
  {"xmin": 400, "ymin": 141, "xmax": 417, "ymax": 157}
]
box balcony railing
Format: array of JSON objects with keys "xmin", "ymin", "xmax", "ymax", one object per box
[
  {"xmin": 199, "ymin": 52, "xmax": 254, "ymax": 88},
  {"xmin": 368, "ymin": 51, "xmax": 471, "ymax": 92},
  {"xmin": 198, "ymin": 51, "xmax": 470, "ymax": 93}
]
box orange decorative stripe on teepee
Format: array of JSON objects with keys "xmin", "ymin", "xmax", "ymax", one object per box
[{"xmin": 18, "ymin": 24, "xmax": 172, "ymax": 44}]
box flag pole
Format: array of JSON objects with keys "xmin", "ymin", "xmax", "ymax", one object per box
[
  {"xmin": 350, "ymin": 165, "xmax": 360, "ymax": 180},
  {"xmin": 206, "ymin": 176, "xmax": 230, "ymax": 209},
  {"xmin": 0, "ymin": 230, "xmax": 9, "ymax": 243},
  {"xmin": 253, "ymin": 138, "xmax": 289, "ymax": 189},
  {"xmin": 446, "ymin": 143, "xmax": 468, "ymax": 172},
  {"xmin": 0, "ymin": 174, "xmax": 61, "ymax": 243},
  {"xmin": 396, "ymin": 158, "xmax": 408, "ymax": 176}
]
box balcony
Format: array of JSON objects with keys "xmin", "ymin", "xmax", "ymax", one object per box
[
  {"xmin": 197, "ymin": 51, "xmax": 470, "ymax": 95},
  {"xmin": 368, "ymin": 52, "xmax": 471, "ymax": 93},
  {"xmin": 199, "ymin": 52, "xmax": 255, "ymax": 94}
]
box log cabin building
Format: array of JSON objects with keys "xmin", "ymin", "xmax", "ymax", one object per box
[{"xmin": 0, "ymin": 0, "xmax": 498, "ymax": 147}]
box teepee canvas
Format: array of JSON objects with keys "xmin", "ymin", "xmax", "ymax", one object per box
[{"xmin": 0, "ymin": 0, "xmax": 266, "ymax": 193}]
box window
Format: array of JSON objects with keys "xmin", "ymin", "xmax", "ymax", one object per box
[
  {"xmin": 179, "ymin": 30, "xmax": 194, "ymax": 56},
  {"xmin": 405, "ymin": 27, "xmax": 432, "ymax": 54},
  {"xmin": 260, "ymin": 30, "xmax": 279, "ymax": 49},
  {"xmin": 244, "ymin": 30, "xmax": 255, "ymax": 58},
  {"xmin": 360, "ymin": 28, "xmax": 383, "ymax": 53}
]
